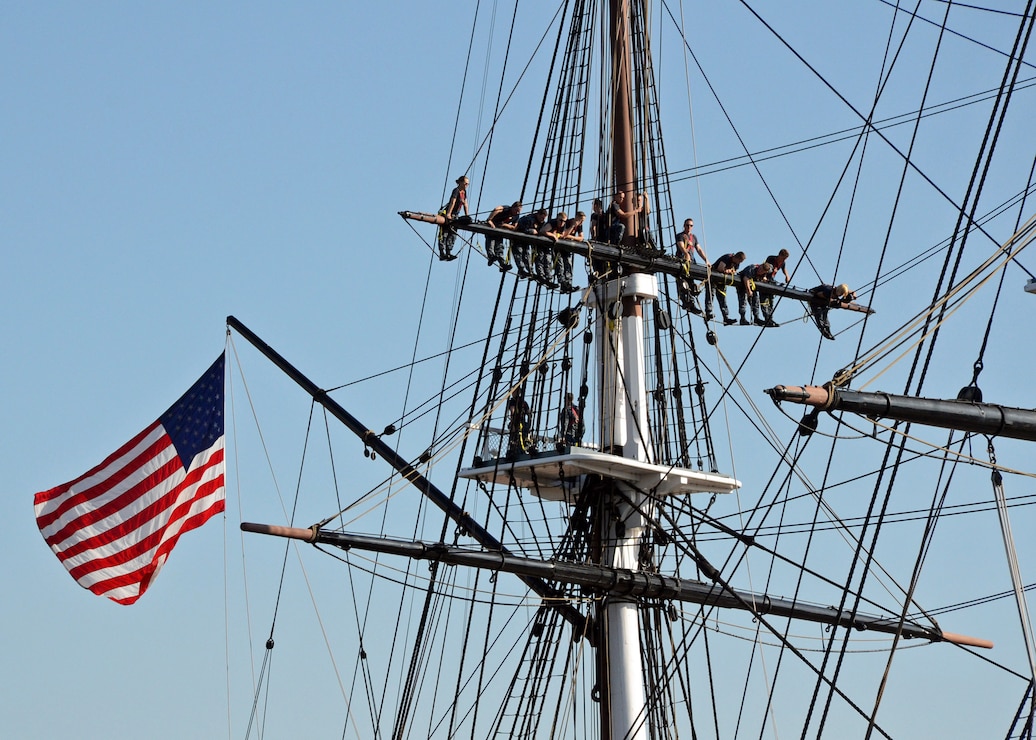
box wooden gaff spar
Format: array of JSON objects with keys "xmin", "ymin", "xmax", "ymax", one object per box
[
  {"xmin": 766, "ymin": 384, "xmax": 1036, "ymax": 442},
  {"xmin": 241, "ymin": 522, "xmax": 994, "ymax": 650}
]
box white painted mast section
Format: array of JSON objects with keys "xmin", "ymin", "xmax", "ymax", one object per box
[
  {"xmin": 591, "ymin": 273, "xmax": 658, "ymax": 740},
  {"xmin": 597, "ymin": 283, "xmax": 627, "ymax": 453},
  {"xmin": 620, "ymin": 281, "xmax": 655, "ymax": 464}
]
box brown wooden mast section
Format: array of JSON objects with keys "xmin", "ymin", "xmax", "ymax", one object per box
[{"xmin": 611, "ymin": 0, "xmax": 637, "ymax": 244}]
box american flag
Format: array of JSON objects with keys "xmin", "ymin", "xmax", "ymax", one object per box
[{"xmin": 34, "ymin": 354, "xmax": 226, "ymax": 605}]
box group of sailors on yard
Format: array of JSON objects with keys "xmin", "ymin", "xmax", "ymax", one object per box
[
  {"xmin": 436, "ymin": 178, "xmax": 859, "ymax": 339},
  {"xmin": 484, "ymin": 204, "xmax": 584, "ymax": 292}
]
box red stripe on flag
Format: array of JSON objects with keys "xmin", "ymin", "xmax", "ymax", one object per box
[
  {"xmin": 52, "ymin": 447, "xmax": 224, "ymax": 569},
  {"xmin": 34, "ymin": 422, "xmax": 167, "ymax": 531},
  {"xmin": 40, "ymin": 444, "xmax": 183, "ymax": 554},
  {"xmin": 62, "ymin": 454, "xmax": 224, "ymax": 578},
  {"xmin": 83, "ymin": 480, "xmax": 225, "ymax": 604}
]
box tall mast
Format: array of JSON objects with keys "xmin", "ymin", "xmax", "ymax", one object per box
[{"xmin": 598, "ymin": 2, "xmax": 648, "ymax": 737}]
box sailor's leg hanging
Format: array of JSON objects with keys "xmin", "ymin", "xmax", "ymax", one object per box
[{"xmin": 811, "ymin": 305, "xmax": 835, "ymax": 340}]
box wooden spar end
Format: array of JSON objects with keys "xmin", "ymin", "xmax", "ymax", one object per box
[
  {"xmin": 240, "ymin": 521, "xmax": 319, "ymax": 543},
  {"xmin": 940, "ymin": 631, "xmax": 994, "ymax": 650},
  {"xmin": 843, "ymin": 301, "xmax": 875, "ymax": 315},
  {"xmin": 766, "ymin": 385, "xmax": 833, "ymax": 409},
  {"xmin": 399, "ymin": 210, "xmax": 447, "ymax": 226}
]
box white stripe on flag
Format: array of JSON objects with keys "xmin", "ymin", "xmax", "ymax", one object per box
[
  {"xmin": 56, "ymin": 440, "xmax": 224, "ymax": 578},
  {"xmin": 36, "ymin": 428, "xmax": 173, "ymax": 543}
]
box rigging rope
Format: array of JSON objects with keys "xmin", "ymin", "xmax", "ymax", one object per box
[
  {"xmin": 989, "ymin": 439, "xmax": 1036, "ymax": 709},
  {"xmin": 839, "ymin": 212, "xmax": 1036, "ymax": 389},
  {"xmin": 607, "ymin": 481, "xmax": 897, "ymax": 738}
]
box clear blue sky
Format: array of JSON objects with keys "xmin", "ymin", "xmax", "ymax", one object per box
[{"xmin": 3, "ymin": 2, "xmax": 1035, "ymax": 738}]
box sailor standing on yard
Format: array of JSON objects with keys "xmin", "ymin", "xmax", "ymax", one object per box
[
  {"xmin": 706, "ymin": 251, "xmax": 746, "ymax": 324},
  {"xmin": 759, "ymin": 248, "xmax": 791, "ymax": 323},
  {"xmin": 557, "ymin": 211, "xmax": 585, "ymax": 293},
  {"xmin": 590, "ymin": 198, "xmax": 608, "ymax": 242},
  {"xmin": 736, "ymin": 262, "xmax": 777, "ymax": 326},
  {"xmin": 485, "ymin": 201, "xmax": 521, "ymax": 271},
  {"xmin": 676, "ymin": 218, "xmax": 708, "ymax": 315},
  {"xmin": 810, "ymin": 283, "xmax": 856, "ymax": 340},
  {"xmin": 637, "ymin": 192, "xmax": 658, "ymax": 252},
  {"xmin": 605, "ymin": 191, "xmax": 643, "ymax": 244},
  {"xmin": 676, "ymin": 218, "xmax": 708, "ymax": 265},
  {"xmin": 438, "ymin": 175, "xmax": 469, "ymax": 260},
  {"xmin": 514, "ymin": 208, "xmax": 547, "ymax": 278},
  {"xmin": 537, "ymin": 212, "xmax": 569, "ymax": 287},
  {"xmin": 764, "ymin": 248, "xmax": 791, "ymax": 284}
]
